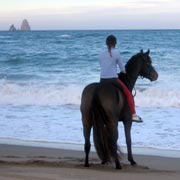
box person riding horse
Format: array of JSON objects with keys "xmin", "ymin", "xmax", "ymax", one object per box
[{"xmin": 99, "ymin": 35, "xmax": 142, "ymax": 123}]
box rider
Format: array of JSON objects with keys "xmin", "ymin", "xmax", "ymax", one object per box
[{"xmin": 99, "ymin": 35, "xmax": 143, "ymax": 123}]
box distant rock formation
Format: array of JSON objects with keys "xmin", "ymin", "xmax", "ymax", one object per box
[
  {"xmin": 8, "ymin": 19, "xmax": 31, "ymax": 31},
  {"xmin": 9, "ymin": 24, "xmax": 16, "ymax": 31},
  {"xmin": 20, "ymin": 19, "xmax": 31, "ymax": 31}
]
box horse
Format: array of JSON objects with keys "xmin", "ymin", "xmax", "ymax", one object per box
[{"xmin": 80, "ymin": 49, "xmax": 158, "ymax": 169}]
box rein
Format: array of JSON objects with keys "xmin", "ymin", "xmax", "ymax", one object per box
[
  {"xmin": 132, "ymin": 87, "xmax": 136, "ymax": 97},
  {"xmin": 124, "ymin": 53, "xmax": 147, "ymax": 97},
  {"xmin": 125, "ymin": 74, "xmax": 137, "ymax": 97}
]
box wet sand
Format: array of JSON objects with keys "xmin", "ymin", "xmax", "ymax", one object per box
[{"xmin": 0, "ymin": 144, "xmax": 180, "ymax": 180}]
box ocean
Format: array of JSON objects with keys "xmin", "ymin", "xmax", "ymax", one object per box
[{"xmin": 0, "ymin": 30, "xmax": 179, "ymax": 152}]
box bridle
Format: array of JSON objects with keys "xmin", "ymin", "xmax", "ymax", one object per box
[
  {"xmin": 125, "ymin": 53, "xmax": 150, "ymax": 97},
  {"xmin": 139, "ymin": 53, "xmax": 154, "ymax": 80}
]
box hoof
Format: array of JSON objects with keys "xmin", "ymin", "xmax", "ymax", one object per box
[
  {"xmin": 131, "ymin": 161, "xmax": 137, "ymax": 166},
  {"xmin": 84, "ymin": 163, "xmax": 90, "ymax": 167},
  {"xmin": 115, "ymin": 162, "xmax": 122, "ymax": 169},
  {"xmin": 116, "ymin": 165, "xmax": 122, "ymax": 169},
  {"xmin": 101, "ymin": 161, "xmax": 107, "ymax": 165}
]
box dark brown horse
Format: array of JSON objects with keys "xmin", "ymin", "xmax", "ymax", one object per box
[{"xmin": 80, "ymin": 49, "xmax": 158, "ymax": 169}]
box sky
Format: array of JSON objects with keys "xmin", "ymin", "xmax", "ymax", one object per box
[{"xmin": 0, "ymin": 0, "xmax": 180, "ymax": 30}]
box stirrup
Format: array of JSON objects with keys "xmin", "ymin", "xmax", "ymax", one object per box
[{"xmin": 132, "ymin": 115, "xmax": 143, "ymax": 123}]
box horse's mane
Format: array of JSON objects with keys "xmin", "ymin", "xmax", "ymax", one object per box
[
  {"xmin": 125, "ymin": 53, "xmax": 142, "ymax": 74},
  {"xmin": 118, "ymin": 52, "xmax": 142, "ymax": 90}
]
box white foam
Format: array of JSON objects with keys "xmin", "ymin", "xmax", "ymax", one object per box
[
  {"xmin": 0, "ymin": 81, "xmax": 180, "ymax": 108},
  {"xmin": 0, "ymin": 36, "xmax": 11, "ymax": 39},
  {"xmin": 59, "ymin": 34, "xmax": 72, "ymax": 38},
  {"xmin": 0, "ymin": 82, "xmax": 83, "ymax": 106},
  {"xmin": 135, "ymin": 86, "xmax": 180, "ymax": 107}
]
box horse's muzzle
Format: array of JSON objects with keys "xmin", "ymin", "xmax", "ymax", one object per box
[{"xmin": 150, "ymin": 71, "xmax": 158, "ymax": 81}]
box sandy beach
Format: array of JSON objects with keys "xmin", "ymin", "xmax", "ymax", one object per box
[{"xmin": 0, "ymin": 143, "xmax": 180, "ymax": 180}]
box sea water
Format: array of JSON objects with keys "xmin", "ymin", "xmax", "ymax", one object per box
[{"xmin": 0, "ymin": 30, "xmax": 179, "ymax": 152}]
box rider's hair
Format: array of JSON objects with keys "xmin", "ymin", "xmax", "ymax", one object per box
[{"xmin": 106, "ymin": 35, "xmax": 117, "ymax": 57}]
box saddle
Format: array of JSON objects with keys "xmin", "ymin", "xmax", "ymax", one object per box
[{"xmin": 100, "ymin": 78, "xmax": 124, "ymax": 92}]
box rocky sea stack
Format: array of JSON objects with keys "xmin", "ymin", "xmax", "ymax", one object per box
[
  {"xmin": 20, "ymin": 19, "xmax": 31, "ymax": 31},
  {"xmin": 9, "ymin": 19, "xmax": 31, "ymax": 31},
  {"xmin": 9, "ymin": 24, "xmax": 16, "ymax": 31}
]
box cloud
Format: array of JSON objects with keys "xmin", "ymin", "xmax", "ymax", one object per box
[
  {"xmin": 1, "ymin": 0, "xmax": 180, "ymax": 17},
  {"xmin": 0, "ymin": 0, "xmax": 180, "ymax": 30}
]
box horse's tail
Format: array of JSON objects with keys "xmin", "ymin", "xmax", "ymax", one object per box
[{"xmin": 92, "ymin": 93, "xmax": 120, "ymax": 163}]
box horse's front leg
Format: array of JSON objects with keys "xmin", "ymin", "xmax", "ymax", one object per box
[{"xmin": 123, "ymin": 120, "xmax": 136, "ymax": 165}]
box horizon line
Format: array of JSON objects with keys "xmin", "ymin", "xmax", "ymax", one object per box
[{"xmin": 1, "ymin": 28, "xmax": 180, "ymax": 32}]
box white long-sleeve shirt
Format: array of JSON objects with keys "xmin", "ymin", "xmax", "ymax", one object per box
[{"xmin": 99, "ymin": 48, "xmax": 125, "ymax": 78}]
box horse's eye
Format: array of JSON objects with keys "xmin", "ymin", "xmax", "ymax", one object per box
[{"xmin": 146, "ymin": 60, "xmax": 151, "ymax": 65}]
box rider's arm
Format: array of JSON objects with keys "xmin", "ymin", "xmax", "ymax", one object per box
[{"xmin": 117, "ymin": 53, "xmax": 126, "ymax": 73}]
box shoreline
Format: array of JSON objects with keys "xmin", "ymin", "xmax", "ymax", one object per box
[
  {"xmin": 0, "ymin": 137, "xmax": 180, "ymax": 158},
  {"xmin": 0, "ymin": 143, "xmax": 180, "ymax": 180},
  {"xmin": 0, "ymin": 143, "xmax": 180, "ymax": 179}
]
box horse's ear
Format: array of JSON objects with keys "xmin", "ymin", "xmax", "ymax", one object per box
[
  {"xmin": 146, "ymin": 49, "xmax": 150, "ymax": 55},
  {"xmin": 140, "ymin": 49, "xmax": 143, "ymax": 54}
]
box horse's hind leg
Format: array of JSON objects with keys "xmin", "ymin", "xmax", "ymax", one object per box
[
  {"xmin": 83, "ymin": 121, "xmax": 92, "ymax": 167},
  {"xmin": 108, "ymin": 121, "xmax": 122, "ymax": 169},
  {"xmin": 83, "ymin": 127, "xmax": 91, "ymax": 167}
]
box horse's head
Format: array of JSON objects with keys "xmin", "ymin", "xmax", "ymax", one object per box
[
  {"xmin": 138, "ymin": 49, "xmax": 158, "ymax": 81},
  {"xmin": 119, "ymin": 49, "xmax": 158, "ymax": 91},
  {"xmin": 125, "ymin": 49, "xmax": 158, "ymax": 81}
]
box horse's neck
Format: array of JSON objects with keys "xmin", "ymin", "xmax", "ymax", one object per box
[
  {"xmin": 127, "ymin": 77, "xmax": 137, "ymax": 92},
  {"xmin": 120, "ymin": 74, "xmax": 138, "ymax": 92},
  {"xmin": 120, "ymin": 57, "xmax": 142, "ymax": 91}
]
